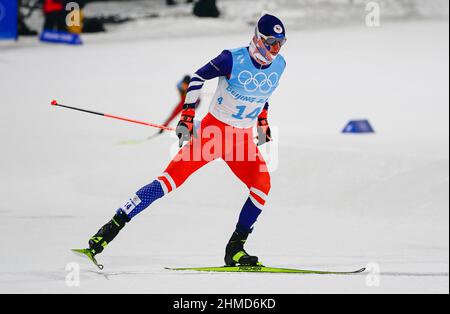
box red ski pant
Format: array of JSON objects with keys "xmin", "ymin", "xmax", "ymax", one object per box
[{"xmin": 157, "ymin": 113, "xmax": 271, "ymax": 209}]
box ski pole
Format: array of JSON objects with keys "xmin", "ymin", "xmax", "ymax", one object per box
[{"xmin": 50, "ymin": 100, "xmax": 175, "ymax": 132}]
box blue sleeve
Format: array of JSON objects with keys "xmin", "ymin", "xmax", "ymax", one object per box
[{"xmin": 195, "ymin": 50, "xmax": 233, "ymax": 80}]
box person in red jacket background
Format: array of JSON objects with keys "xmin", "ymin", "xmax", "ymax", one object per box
[
  {"xmin": 158, "ymin": 75, "xmax": 201, "ymax": 135},
  {"xmin": 43, "ymin": 0, "xmax": 66, "ymax": 31}
]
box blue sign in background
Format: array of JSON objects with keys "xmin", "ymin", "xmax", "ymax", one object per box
[
  {"xmin": 342, "ymin": 120, "xmax": 375, "ymax": 134},
  {"xmin": 0, "ymin": 0, "xmax": 18, "ymax": 40}
]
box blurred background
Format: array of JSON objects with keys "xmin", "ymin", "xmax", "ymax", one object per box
[{"xmin": 5, "ymin": 0, "xmax": 450, "ymax": 37}]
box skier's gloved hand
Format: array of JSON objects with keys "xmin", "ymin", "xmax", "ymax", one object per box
[
  {"xmin": 176, "ymin": 107, "xmax": 196, "ymax": 147},
  {"xmin": 257, "ymin": 108, "xmax": 272, "ymax": 146}
]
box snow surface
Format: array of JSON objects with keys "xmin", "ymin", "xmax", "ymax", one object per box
[{"xmin": 0, "ymin": 12, "xmax": 448, "ymax": 293}]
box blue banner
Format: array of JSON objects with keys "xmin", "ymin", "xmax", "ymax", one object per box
[
  {"xmin": 40, "ymin": 30, "xmax": 83, "ymax": 45},
  {"xmin": 0, "ymin": 0, "xmax": 18, "ymax": 40}
]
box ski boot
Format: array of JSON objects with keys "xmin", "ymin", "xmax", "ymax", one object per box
[
  {"xmin": 88, "ymin": 210, "xmax": 129, "ymax": 254},
  {"xmin": 224, "ymin": 228, "xmax": 259, "ymax": 266},
  {"xmin": 73, "ymin": 210, "xmax": 129, "ymax": 269}
]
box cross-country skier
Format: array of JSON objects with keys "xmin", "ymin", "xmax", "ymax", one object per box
[{"xmin": 82, "ymin": 14, "xmax": 287, "ymax": 267}]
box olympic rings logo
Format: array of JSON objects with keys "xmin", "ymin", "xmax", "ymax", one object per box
[
  {"xmin": 238, "ymin": 71, "xmax": 279, "ymax": 94},
  {"xmin": 0, "ymin": 4, "xmax": 5, "ymax": 22}
]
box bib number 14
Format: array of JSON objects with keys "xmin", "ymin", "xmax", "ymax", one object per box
[{"xmin": 232, "ymin": 105, "xmax": 262, "ymax": 120}]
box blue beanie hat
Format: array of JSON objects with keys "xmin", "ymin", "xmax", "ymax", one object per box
[{"xmin": 257, "ymin": 14, "xmax": 286, "ymax": 39}]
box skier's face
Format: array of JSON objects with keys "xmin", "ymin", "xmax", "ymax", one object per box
[
  {"xmin": 261, "ymin": 35, "xmax": 286, "ymax": 56},
  {"xmin": 269, "ymin": 42, "xmax": 282, "ymax": 55}
]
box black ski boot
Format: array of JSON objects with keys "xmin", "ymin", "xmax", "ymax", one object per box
[
  {"xmin": 224, "ymin": 228, "xmax": 259, "ymax": 266},
  {"xmin": 88, "ymin": 210, "xmax": 130, "ymax": 256},
  {"xmin": 73, "ymin": 211, "xmax": 130, "ymax": 269}
]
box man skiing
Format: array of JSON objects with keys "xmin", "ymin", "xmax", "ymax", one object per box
[{"xmin": 80, "ymin": 14, "xmax": 287, "ymax": 268}]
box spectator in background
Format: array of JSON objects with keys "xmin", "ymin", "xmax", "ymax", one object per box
[
  {"xmin": 42, "ymin": 0, "xmax": 66, "ymax": 31},
  {"xmin": 193, "ymin": 0, "xmax": 220, "ymax": 18},
  {"xmin": 42, "ymin": 0, "xmax": 87, "ymax": 33},
  {"xmin": 18, "ymin": 0, "xmax": 39, "ymax": 36},
  {"xmin": 18, "ymin": 12, "xmax": 38, "ymax": 36}
]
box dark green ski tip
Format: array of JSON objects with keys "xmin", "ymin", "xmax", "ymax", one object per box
[{"xmin": 72, "ymin": 249, "xmax": 104, "ymax": 270}]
